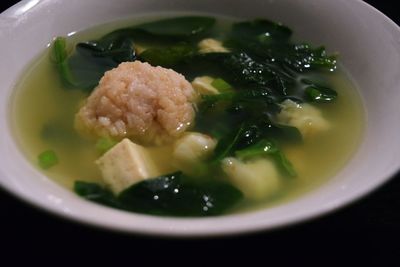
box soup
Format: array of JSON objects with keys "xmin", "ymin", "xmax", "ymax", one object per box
[{"xmin": 12, "ymin": 15, "xmax": 364, "ymax": 216}]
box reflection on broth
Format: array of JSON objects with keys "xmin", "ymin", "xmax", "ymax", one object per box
[{"xmin": 12, "ymin": 15, "xmax": 364, "ymax": 216}]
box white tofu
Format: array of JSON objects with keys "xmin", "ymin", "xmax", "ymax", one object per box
[
  {"xmin": 276, "ymin": 99, "xmax": 330, "ymax": 139},
  {"xmin": 198, "ymin": 38, "xmax": 230, "ymax": 53},
  {"xmin": 191, "ymin": 76, "xmax": 220, "ymax": 95},
  {"xmin": 221, "ymin": 157, "xmax": 281, "ymax": 200},
  {"xmin": 96, "ymin": 138, "xmax": 169, "ymax": 194},
  {"xmin": 172, "ymin": 132, "xmax": 217, "ymax": 177}
]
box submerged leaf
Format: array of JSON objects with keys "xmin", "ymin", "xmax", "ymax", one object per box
[
  {"xmin": 134, "ymin": 16, "xmax": 216, "ymax": 37},
  {"xmin": 119, "ymin": 172, "xmax": 242, "ymax": 216},
  {"xmin": 52, "ymin": 31, "xmax": 136, "ymax": 92},
  {"xmin": 74, "ymin": 172, "xmax": 242, "ymax": 217},
  {"xmin": 211, "ymin": 78, "xmax": 233, "ymax": 92},
  {"xmin": 235, "ymin": 139, "xmax": 279, "ymax": 160},
  {"xmin": 305, "ymin": 85, "xmax": 338, "ymax": 102},
  {"xmin": 232, "ymin": 19, "xmax": 292, "ymax": 42},
  {"xmin": 139, "ymin": 43, "xmax": 195, "ymax": 67},
  {"xmin": 301, "ymin": 78, "xmax": 337, "ymax": 102},
  {"xmin": 212, "ymin": 123, "xmax": 247, "ymax": 162},
  {"xmin": 226, "ymin": 19, "xmax": 337, "ymax": 73}
]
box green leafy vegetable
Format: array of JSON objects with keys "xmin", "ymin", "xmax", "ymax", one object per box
[
  {"xmin": 307, "ymin": 87, "xmax": 336, "ymax": 102},
  {"xmin": 74, "ymin": 172, "xmax": 242, "ymax": 217},
  {"xmin": 38, "ymin": 150, "xmax": 59, "ymax": 169},
  {"xmin": 231, "ymin": 19, "xmax": 292, "ymax": 42},
  {"xmin": 139, "ymin": 43, "xmax": 195, "ymax": 67},
  {"xmin": 119, "ymin": 172, "xmax": 242, "ymax": 216},
  {"xmin": 41, "ymin": 120, "xmax": 75, "ymax": 143},
  {"xmin": 272, "ymin": 123, "xmax": 303, "ymax": 142},
  {"xmin": 134, "ymin": 16, "xmax": 216, "ymax": 38},
  {"xmin": 301, "ymin": 78, "xmax": 337, "ymax": 102},
  {"xmin": 235, "ymin": 140, "xmax": 297, "ymax": 177},
  {"xmin": 52, "ymin": 17, "xmax": 216, "ymax": 91},
  {"xmin": 201, "ymin": 87, "xmax": 275, "ymax": 106},
  {"xmin": 273, "ymin": 150, "xmax": 297, "ymax": 177},
  {"xmin": 199, "ymin": 90, "xmax": 300, "ymax": 171},
  {"xmin": 66, "ymin": 37, "xmax": 136, "ymax": 90},
  {"xmin": 235, "ymin": 139, "xmax": 278, "ymax": 159},
  {"xmin": 283, "ymin": 44, "xmax": 337, "ymax": 72},
  {"xmin": 305, "ymin": 86, "xmax": 337, "ymax": 102},
  {"xmin": 225, "ymin": 19, "xmax": 337, "ymax": 73},
  {"xmin": 52, "ymin": 32, "xmax": 136, "ymax": 91},
  {"xmin": 212, "ymin": 123, "xmax": 247, "ymax": 162},
  {"xmin": 211, "ymin": 78, "xmax": 233, "ymax": 92}
]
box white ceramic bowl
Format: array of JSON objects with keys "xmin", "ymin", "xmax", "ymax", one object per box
[{"xmin": 1, "ymin": 0, "xmax": 400, "ymax": 237}]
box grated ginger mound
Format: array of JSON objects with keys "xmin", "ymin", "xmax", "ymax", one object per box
[{"xmin": 75, "ymin": 61, "xmax": 196, "ymax": 145}]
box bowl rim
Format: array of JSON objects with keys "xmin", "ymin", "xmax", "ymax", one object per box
[{"xmin": 1, "ymin": 0, "xmax": 400, "ymax": 237}]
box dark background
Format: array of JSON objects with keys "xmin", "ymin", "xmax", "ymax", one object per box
[{"xmin": 1, "ymin": 0, "xmax": 399, "ymax": 262}]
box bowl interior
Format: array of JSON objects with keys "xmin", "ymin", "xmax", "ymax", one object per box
[{"xmin": 1, "ymin": 0, "xmax": 400, "ymax": 236}]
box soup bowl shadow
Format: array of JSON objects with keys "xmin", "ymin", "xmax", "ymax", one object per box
[{"xmin": 1, "ymin": 0, "xmax": 400, "ymax": 237}]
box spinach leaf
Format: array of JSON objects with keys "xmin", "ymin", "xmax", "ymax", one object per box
[
  {"xmin": 235, "ymin": 139, "xmax": 297, "ymax": 177},
  {"xmin": 139, "ymin": 43, "xmax": 195, "ymax": 67},
  {"xmin": 119, "ymin": 172, "xmax": 242, "ymax": 216},
  {"xmin": 235, "ymin": 139, "xmax": 279, "ymax": 160},
  {"xmin": 201, "ymin": 88, "xmax": 275, "ymax": 106},
  {"xmin": 231, "ymin": 19, "xmax": 292, "ymax": 42},
  {"xmin": 52, "ymin": 32, "xmax": 136, "ymax": 92},
  {"xmin": 52, "ymin": 17, "xmax": 215, "ymax": 92},
  {"xmin": 198, "ymin": 91, "xmax": 300, "ymax": 170},
  {"xmin": 134, "ymin": 16, "xmax": 216, "ymax": 38},
  {"xmin": 74, "ymin": 172, "xmax": 243, "ymax": 217},
  {"xmin": 273, "ymin": 150, "xmax": 297, "ymax": 177},
  {"xmin": 272, "ymin": 123, "xmax": 303, "ymax": 142},
  {"xmin": 212, "ymin": 123, "xmax": 247, "ymax": 162},
  {"xmin": 300, "ymin": 78, "xmax": 337, "ymax": 102},
  {"xmin": 178, "ymin": 52, "xmax": 297, "ymax": 100},
  {"xmin": 226, "ymin": 19, "xmax": 337, "ymax": 73},
  {"xmin": 88, "ymin": 28, "xmax": 139, "ymax": 53},
  {"xmin": 282, "ymin": 44, "xmax": 337, "ymax": 72},
  {"xmin": 211, "ymin": 122, "xmax": 273, "ymax": 163},
  {"xmin": 211, "ymin": 78, "xmax": 233, "ymax": 92},
  {"xmin": 197, "ymin": 85, "xmax": 297, "ymax": 150},
  {"xmin": 305, "ymin": 85, "xmax": 337, "ymax": 102}
]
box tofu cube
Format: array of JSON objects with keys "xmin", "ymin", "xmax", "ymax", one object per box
[{"xmin": 96, "ymin": 138, "xmax": 167, "ymax": 194}]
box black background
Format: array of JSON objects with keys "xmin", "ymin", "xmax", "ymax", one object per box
[{"xmin": 1, "ymin": 0, "xmax": 399, "ymax": 263}]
